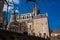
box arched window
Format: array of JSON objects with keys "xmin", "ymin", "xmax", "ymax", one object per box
[
  {"xmin": 29, "ymin": 16, "xmax": 30, "ymax": 18},
  {"xmin": 39, "ymin": 33, "xmax": 41, "ymax": 37},
  {"xmin": 43, "ymin": 33, "xmax": 46, "ymax": 38},
  {"xmin": 21, "ymin": 16, "xmax": 23, "ymax": 19},
  {"xmin": 24, "ymin": 16, "xmax": 25, "ymax": 19},
  {"xmin": 27, "ymin": 16, "xmax": 29, "ymax": 19},
  {"xmin": 23, "ymin": 16, "xmax": 24, "ymax": 19}
]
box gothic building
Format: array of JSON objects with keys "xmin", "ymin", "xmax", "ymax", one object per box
[{"xmin": 7, "ymin": 4, "xmax": 50, "ymax": 38}]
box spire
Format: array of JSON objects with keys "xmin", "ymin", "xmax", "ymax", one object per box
[{"xmin": 33, "ymin": 4, "xmax": 39, "ymax": 16}]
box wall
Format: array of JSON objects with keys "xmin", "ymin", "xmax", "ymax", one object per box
[{"xmin": 33, "ymin": 17, "xmax": 49, "ymax": 37}]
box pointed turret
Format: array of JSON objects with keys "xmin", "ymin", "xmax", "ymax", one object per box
[{"xmin": 33, "ymin": 4, "xmax": 39, "ymax": 16}]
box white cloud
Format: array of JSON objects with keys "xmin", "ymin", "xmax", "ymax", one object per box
[
  {"xmin": 15, "ymin": 10, "xmax": 19, "ymax": 13},
  {"xmin": 3, "ymin": 4, "xmax": 14, "ymax": 12},
  {"xmin": 11, "ymin": 9, "xmax": 19, "ymax": 13},
  {"xmin": 6, "ymin": 0, "xmax": 12, "ymax": 2},
  {"xmin": 13, "ymin": 0, "xmax": 19, "ymax": 4},
  {"xmin": 3, "ymin": 0, "xmax": 19, "ymax": 12},
  {"xmin": 7, "ymin": 0, "xmax": 19, "ymax": 4},
  {"xmin": 8, "ymin": 6, "xmax": 13, "ymax": 11},
  {"xmin": 3, "ymin": 4, "xmax": 7, "ymax": 11}
]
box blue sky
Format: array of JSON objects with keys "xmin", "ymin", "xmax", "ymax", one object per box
[{"xmin": 3, "ymin": 0, "xmax": 60, "ymax": 30}]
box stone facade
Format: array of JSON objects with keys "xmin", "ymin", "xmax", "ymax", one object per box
[
  {"xmin": 33, "ymin": 15, "xmax": 49, "ymax": 37},
  {"xmin": 8, "ymin": 4, "xmax": 50, "ymax": 38}
]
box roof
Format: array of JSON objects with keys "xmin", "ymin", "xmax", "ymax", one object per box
[{"xmin": 51, "ymin": 30, "xmax": 60, "ymax": 33}]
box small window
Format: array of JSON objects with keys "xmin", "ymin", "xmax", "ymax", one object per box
[
  {"xmin": 29, "ymin": 16, "xmax": 30, "ymax": 18},
  {"xmin": 23, "ymin": 16, "xmax": 26, "ymax": 19},
  {"xmin": 27, "ymin": 16, "xmax": 28, "ymax": 19},
  {"xmin": 23, "ymin": 16, "xmax": 24, "ymax": 19},
  {"xmin": 43, "ymin": 33, "xmax": 46, "ymax": 38},
  {"xmin": 39, "ymin": 33, "xmax": 41, "ymax": 37},
  {"xmin": 44, "ymin": 33, "xmax": 46, "ymax": 36},
  {"xmin": 21, "ymin": 16, "xmax": 23, "ymax": 19},
  {"xmin": 32, "ymin": 16, "xmax": 33, "ymax": 18}
]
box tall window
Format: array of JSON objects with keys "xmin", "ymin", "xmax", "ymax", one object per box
[
  {"xmin": 23, "ymin": 16, "xmax": 24, "ymax": 19},
  {"xmin": 24, "ymin": 16, "xmax": 25, "ymax": 19},
  {"xmin": 21, "ymin": 16, "xmax": 23, "ymax": 19},
  {"xmin": 43, "ymin": 33, "xmax": 46, "ymax": 38},
  {"xmin": 27, "ymin": 16, "xmax": 29, "ymax": 19},
  {"xmin": 39, "ymin": 33, "xmax": 41, "ymax": 37}
]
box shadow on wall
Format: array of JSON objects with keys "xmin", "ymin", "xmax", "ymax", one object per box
[{"xmin": 0, "ymin": 29, "xmax": 50, "ymax": 40}]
